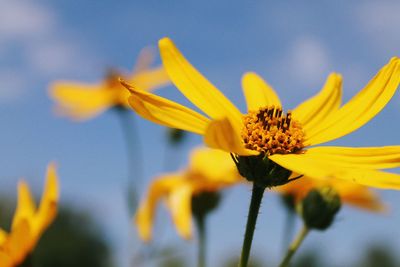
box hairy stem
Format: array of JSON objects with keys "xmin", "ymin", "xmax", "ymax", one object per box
[{"xmin": 239, "ymin": 184, "xmax": 265, "ymax": 267}]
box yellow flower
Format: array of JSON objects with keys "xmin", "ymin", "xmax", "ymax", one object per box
[
  {"xmin": 121, "ymin": 37, "xmax": 400, "ymax": 189},
  {"xmin": 0, "ymin": 163, "xmax": 59, "ymax": 267},
  {"xmin": 50, "ymin": 47, "xmax": 170, "ymax": 120},
  {"xmin": 135, "ymin": 147, "xmax": 242, "ymax": 241},
  {"xmin": 276, "ymin": 176, "xmax": 386, "ymax": 212}
]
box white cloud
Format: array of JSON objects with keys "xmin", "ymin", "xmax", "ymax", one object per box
[
  {"xmin": 0, "ymin": 1, "xmax": 54, "ymax": 39},
  {"xmin": 357, "ymin": 1, "xmax": 400, "ymax": 52},
  {"xmin": 0, "ymin": 1, "xmax": 96, "ymax": 103},
  {"xmin": 283, "ymin": 36, "xmax": 331, "ymax": 87},
  {"xmin": 27, "ymin": 39, "xmax": 89, "ymax": 76}
]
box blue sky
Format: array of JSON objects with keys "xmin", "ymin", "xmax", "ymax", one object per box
[{"xmin": 1, "ymin": 0, "xmax": 400, "ymax": 266}]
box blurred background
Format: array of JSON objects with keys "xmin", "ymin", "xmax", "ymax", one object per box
[{"xmin": 0, "ymin": 0, "xmax": 400, "ymax": 266}]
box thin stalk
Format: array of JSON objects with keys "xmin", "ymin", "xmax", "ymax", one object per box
[
  {"xmin": 195, "ymin": 214, "xmax": 207, "ymax": 267},
  {"xmin": 239, "ymin": 184, "xmax": 265, "ymax": 267},
  {"xmin": 115, "ymin": 108, "xmax": 143, "ymax": 214},
  {"xmin": 279, "ymin": 225, "xmax": 310, "ymax": 267},
  {"xmin": 282, "ymin": 208, "xmax": 296, "ymax": 254}
]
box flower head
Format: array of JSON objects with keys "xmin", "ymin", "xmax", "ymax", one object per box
[
  {"xmin": 50, "ymin": 47, "xmax": 170, "ymax": 120},
  {"xmin": 276, "ymin": 175, "xmax": 386, "ymax": 212},
  {"xmin": 0, "ymin": 163, "xmax": 59, "ymax": 267},
  {"xmin": 135, "ymin": 147, "xmax": 242, "ymax": 241},
  {"xmin": 122, "ymin": 37, "xmax": 400, "ymax": 190}
]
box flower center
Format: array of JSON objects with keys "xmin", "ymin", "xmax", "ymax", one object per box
[
  {"xmin": 106, "ymin": 70, "xmax": 123, "ymax": 89},
  {"xmin": 241, "ymin": 106, "xmax": 305, "ymax": 155}
]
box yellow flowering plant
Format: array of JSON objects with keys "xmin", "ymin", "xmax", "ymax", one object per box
[
  {"xmin": 276, "ymin": 176, "xmax": 386, "ymax": 267},
  {"xmin": 49, "ymin": 47, "xmax": 171, "ymax": 217},
  {"xmin": 50, "ymin": 47, "xmax": 170, "ymax": 121},
  {"xmin": 0, "ymin": 163, "xmax": 59, "ymax": 267},
  {"xmin": 277, "ymin": 175, "xmax": 386, "ymax": 212},
  {"xmin": 121, "ymin": 38, "xmax": 400, "ymax": 190},
  {"xmin": 121, "ymin": 37, "xmax": 400, "ymax": 266},
  {"xmin": 136, "ymin": 147, "xmax": 242, "ymax": 241},
  {"xmin": 136, "ymin": 147, "xmax": 242, "ymax": 267}
]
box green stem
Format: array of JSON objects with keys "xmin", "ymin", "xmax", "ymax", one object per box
[
  {"xmin": 282, "ymin": 208, "xmax": 296, "ymax": 254},
  {"xmin": 239, "ymin": 184, "xmax": 265, "ymax": 267},
  {"xmin": 115, "ymin": 108, "xmax": 143, "ymax": 214},
  {"xmin": 279, "ymin": 225, "xmax": 310, "ymax": 267},
  {"xmin": 195, "ymin": 214, "xmax": 207, "ymax": 267}
]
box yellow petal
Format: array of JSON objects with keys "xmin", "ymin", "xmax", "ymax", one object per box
[
  {"xmin": 334, "ymin": 182, "xmax": 386, "ymax": 212},
  {"xmin": 33, "ymin": 163, "xmax": 59, "ymax": 243},
  {"xmin": 7, "ymin": 219, "xmax": 31, "ymax": 265},
  {"xmin": 302, "ymin": 146, "xmax": 400, "ymax": 169},
  {"xmin": 11, "ymin": 180, "xmax": 36, "ymax": 230},
  {"xmin": 292, "ymin": 73, "xmax": 342, "ymax": 139},
  {"xmin": 159, "ymin": 38, "xmax": 242, "ymax": 125},
  {"xmin": 188, "ymin": 147, "xmax": 242, "ymax": 184},
  {"xmin": 130, "ymin": 66, "xmax": 170, "ymax": 93},
  {"xmin": 277, "ymin": 176, "xmax": 386, "ymax": 212},
  {"xmin": 204, "ymin": 117, "xmax": 259, "ymax": 156},
  {"xmin": 0, "ymin": 251, "xmax": 13, "ymax": 267},
  {"xmin": 166, "ymin": 184, "xmax": 194, "ymax": 240},
  {"xmin": 135, "ymin": 175, "xmax": 184, "ymax": 241},
  {"xmin": 276, "ymin": 176, "xmax": 316, "ymax": 202},
  {"xmin": 306, "ymin": 57, "xmax": 400, "ymax": 145},
  {"xmin": 122, "ymin": 80, "xmax": 209, "ymax": 135},
  {"xmin": 50, "ymin": 82, "xmax": 116, "ymax": 120},
  {"xmin": 270, "ymin": 153, "xmax": 400, "ymax": 189},
  {"xmin": 241, "ymin": 72, "xmax": 282, "ymax": 111},
  {"xmin": 0, "ymin": 229, "xmax": 7, "ymax": 245}
]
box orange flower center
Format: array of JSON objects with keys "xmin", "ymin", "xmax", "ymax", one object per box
[
  {"xmin": 106, "ymin": 70, "xmax": 123, "ymax": 89},
  {"xmin": 241, "ymin": 106, "xmax": 305, "ymax": 155}
]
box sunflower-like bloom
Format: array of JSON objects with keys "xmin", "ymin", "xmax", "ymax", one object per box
[
  {"xmin": 136, "ymin": 147, "xmax": 242, "ymax": 241},
  {"xmin": 121, "ymin": 37, "xmax": 400, "ymax": 189},
  {"xmin": 50, "ymin": 47, "xmax": 170, "ymax": 120},
  {"xmin": 276, "ymin": 176, "xmax": 386, "ymax": 212},
  {"xmin": 0, "ymin": 164, "xmax": 59, "ymax": 267}
]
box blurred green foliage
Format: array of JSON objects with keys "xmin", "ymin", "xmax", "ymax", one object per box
[
  {"xmin": 291, "ymin": 245, "xmax": 400, "ymax": 267},
  {"xmin": 0, "ymin": 199, "xmax": 113, "ymax": 267},
  {"xmin": 32, "ymin": 207, "xmax": 114, "ymax": 267},
  {"xmin": 355, "ymin": 245, "xmax": 399, "ymax": 267}
]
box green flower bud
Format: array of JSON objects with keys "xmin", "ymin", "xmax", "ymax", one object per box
[
  {"xmin": 231, "ymin": 154, "xmax": 292, "ymax": 188},
  {"xmin": 281, "ymin": 194, "xmax": 296, "ymax": 212},
  {"xmin": 167, "ymin": 128, "xmax": 186, "ymax": 145},
  {"xmin": 192, "ymin": 191, "xmax": 221, "ymax": 219},
  {"xmin": 300, "ymin": 187, "xmax": 341, "ymax": 230}
]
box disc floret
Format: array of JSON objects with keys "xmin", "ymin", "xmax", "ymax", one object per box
[
  {"xmin": 242, "ymin": 106, "xmax": 305, "ymax": 155},
  {"xmin": 232, "ymin": 106, "xmax": 305, "ymax": 188}
]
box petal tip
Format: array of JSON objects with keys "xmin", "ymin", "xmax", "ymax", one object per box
[
  {"xmin": 159, "ymin": 37, "xmax": 174, "ymax": 48},
  {"xmin": 241, "ymin": 72, "xmax": 260, "ymax": 84},
  {"xmin": 329, "ymin": 72, "xmax": 342, "ymax": 80},
  {"xmin": 119, "ymin": 78, "xmax": 135, "ymax": 93}
]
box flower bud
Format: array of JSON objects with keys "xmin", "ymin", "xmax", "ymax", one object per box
[
  {"xmin": 167, "ymin": 128, "xmax": 186, "ymax": 145},
  {"xmin": 300, "ymin": 186, "xmax": 341, "ymax": 230},
  {"xmin": 231, "ymin": 154, "xmax": 292, "ymax": 188},
  {"xmin": 281, "ymin": 194, "xmax": 296, "ymax": 212},
  {"xmin": 192, "ymin": 191, "xmax": 221, "ymax": 218}
]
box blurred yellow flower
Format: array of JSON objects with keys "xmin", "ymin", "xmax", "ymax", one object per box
[
  {"xmin": 277, "ymin": 175, "xmax": 386, "ymax": 212},
  {"xmin": 135, "ymin": 147, "xmax": 242, "ymax": 241},
  {"xmin": 121, "ymin": 37, "xmax": 400, "ymax": 189},
  {"xmin": 50, "ymin": 47, "xmax": 170, "ymax": 120},
  {"xmin": 0, "ymin": 163, "xmax": 59, "ymax": 267}
]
